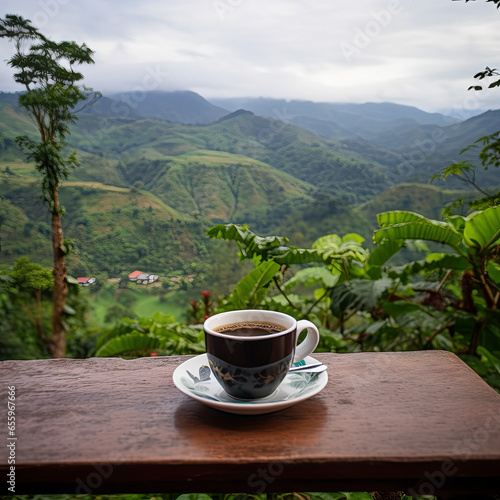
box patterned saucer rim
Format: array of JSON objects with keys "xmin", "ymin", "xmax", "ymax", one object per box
[{"xmin": 172, "ymin": 353, "xmax": 328, "ymax": 415}]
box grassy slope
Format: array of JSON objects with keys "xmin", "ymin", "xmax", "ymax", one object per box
[
  {"xmin": 0, "ymin": 171, "xmax": 205, "ymax": 275},
  {"xmin": 88, "ymin": 287, "xmax": 188, "ymax": 326},
  {"xmin": 0, "ymin": 103, "xmax": 37, "ymax": 138},
  {"xmin": 0, "ymin": 102, "xmax": 480, "ymax": 278},
  {"xmin": 67, "ymin": 114, "xmax": 322, "ymax": 229},
  {"xmin": 69, "ymin": 111, "xmax": 392, "ymax": 204}
]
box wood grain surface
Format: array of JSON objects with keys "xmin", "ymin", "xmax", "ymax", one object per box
[{"xmin": 1, "ymin": 351, "xmax": 500, "ymax": 496}]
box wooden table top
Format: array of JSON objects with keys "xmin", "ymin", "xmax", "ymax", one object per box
[{"xmin": 2, "ymin": 351, "xmax": 500, "ymax": 497}]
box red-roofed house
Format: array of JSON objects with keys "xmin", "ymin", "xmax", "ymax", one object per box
[
  {"xmin": 128, "ymin": 271, "xmax": 159, "ymax": 285},
  {"xmin": 77, "ymin": 277, "xmax": 96, "ymax": 287},
  {"xmin": 128, "ymin": 270, "xmax": 143, "ymax": 280}
]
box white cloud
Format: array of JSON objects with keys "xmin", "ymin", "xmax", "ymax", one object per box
[{"xmin": 0, "ymin": 0, "xmax": 499, "ymax": 113}]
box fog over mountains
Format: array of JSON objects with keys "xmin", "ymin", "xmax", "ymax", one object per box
[
  {"xmin": 87, "ymin": 90, "xmax": 460, "ymax": 132},
  {"xmin": 2, "ymin": 88, "xmax": 500, "ymax": 192},
  {"xmin": 1, "ymin": 89, "xmax": 499, "ymax": 180}
]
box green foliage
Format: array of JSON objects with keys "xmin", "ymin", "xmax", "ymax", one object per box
[
  {"xmin": 95, "ymin": 312, "xmax": 205, "ymax": 358},
  {"xmin": 469, "ymin": 65, "xmax": 500, "ymax": 91},
  {"xmin": 95, "ymin": 331, "xmax": 161, "ymax": 357},
  {"xmin": 374, "ymin": 211, "xmax": 463, "ymax": 249},
  {"xmin": 463, "ymin": 206, "xmax": 500, "ymax": 250},
  {"xmin": 430, "ymin": 108, "xmax": 500, "ymax": 214},
  {"xmin": 10, "ymin": 256, "xmax": 54, "ymax": 292},
  {"xmin": 206, "ymin": 210, "xmax": 500, "ymax": 390},
  {"xmin": 0, "ymin": 14, "xmax": 97, "ymax": 198},
  {"xmin": 0, "ymin": 14, "xmax": 99, "ymax": 357},
  {"xmin": 462, "ymin": 130, "xmax": 500, "ymax": 171},
  {"xmin": 0, "ymin": 274, "xmax": 50, "ymax": 359},
  {"xmin": 0, "ymin": 258, "xmax": 94, "ymax": 360},
  {"xmin": 208, "ymin": 223, "xmax": 324, "ymax": 267},
  {"xmin": 371, "ymin": 208, "xmax": 500, "ymax": 368},
  {"xmin": 220, "ymin": 261, "xmax": 281, "ymax": 310},
  {"xmin": 331, "ymin": 278, "xmax": 393, "ymax": 314}
]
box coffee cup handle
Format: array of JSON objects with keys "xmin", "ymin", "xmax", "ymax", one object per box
[{"xmin": 293, "ymin": 320, "xmax": 320, "ymax": 363}]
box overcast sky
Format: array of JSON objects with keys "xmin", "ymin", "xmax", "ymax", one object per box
[{"xmin": 0, "ymin": 0, "xmax": 499, "ymax": 116}]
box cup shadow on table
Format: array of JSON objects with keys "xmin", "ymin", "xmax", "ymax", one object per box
[{"xmin": 173, "ymin": 395, "xmax": 330, "ymax": 451}]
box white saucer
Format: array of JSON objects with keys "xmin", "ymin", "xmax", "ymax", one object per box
[{"xmin": 172, "ymin": 353, "xmax": 328, "ymax": 415}]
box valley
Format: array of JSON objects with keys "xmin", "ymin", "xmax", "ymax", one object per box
[{"xmin": 0, "ymin": 90, "xmax": 498, "ymax": 309}]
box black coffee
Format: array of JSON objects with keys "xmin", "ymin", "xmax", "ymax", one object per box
[{"xmin": 213, "ymin": 321, "xmax": 286, "ymax": 337}]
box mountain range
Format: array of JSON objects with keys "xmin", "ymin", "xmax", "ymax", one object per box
[{"xmin": 0, "ymin": 90, "xmax": 498, "ymax": 281}]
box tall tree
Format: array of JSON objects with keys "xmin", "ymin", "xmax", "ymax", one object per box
[{"xmin": 0, "ymin": 14, "xmax": 97, "ymax": 357}]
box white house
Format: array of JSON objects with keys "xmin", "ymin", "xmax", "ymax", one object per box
[
  {"xmin": 77, "ymin": 277, "xmax": 96, "ymax": 287},
  {"xmin": 128, "ymin": 271, "xmax": 159, "ymax": 285}
]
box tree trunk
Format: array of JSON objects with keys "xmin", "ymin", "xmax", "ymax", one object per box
[
  {"xmin": 48, "ymin": 186, "xmax": 67, "ymax": 358},
  {"xmin": 35, "ymin": 288, "xmax": 43, "ymax": 339}
]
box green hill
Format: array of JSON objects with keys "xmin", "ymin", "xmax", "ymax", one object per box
[
  {"xmin": 0, "ymin": 173, "xmax": 206, "ymax": 275},
  {"xmin": 356, "ymin": 183, "xmax": 478, "ymax": 229},
  {"xmin": 0, "ymin": 93, "xmax": 493, "ymax": 285},
  {"xmin": 69, "ymin": 108, "xmax": 392, "ymax": 205},
  {"xmin": 196, "ymin": 110, "xmax": 392, "ymax": 203}
]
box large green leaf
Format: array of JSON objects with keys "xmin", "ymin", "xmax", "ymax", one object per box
[
  {"xmin": 463, "ymin": 205, "xmax": 500, "ymax": 251},
  {"xmin": 487, "ymin": 261, "xmax": 500, "ymax": 285},
  {"xmin": 268, "ymin": 247, "xmax": 325, "ymax": 265},
  {"xmin": 478, "ymin": 346, "xmax": 500, "ymax": 375},
  {"xmin": 313, "ymin": 234, "xmax": 342, "ymax": 250},
  {"xmin": 446, "ymin": 215, "xmax": 468, "ymax": 234},
  {"xmin": 386, "ymin": 252, "xmax": 471, "ymax": 284},
  {"xmin": 95, "ymin": 332, "xmax": 160, "ymax": 357},
  {"xmin": 207, "ymin": 224, "xmax": 287, "ymax": 259},
  {"xmin": 225, "ymin": 260, "xmax": 281, "ymax": 309},
  {"xmin": 314, "ymin": 233, "xmax": 368, "ymax": 264},
  {"xmin": 382, "ymin": 300, "xmax": 423, "ymax": 318},
  {"xmin": 307, "ymin": 493, "xmax": 346, "ymax": 500},
  {"xmin": 207, "ymin": 223, "xmax": 323, "ymax": 265},
  {"xmin": 367, "ymin": 239, "xmax": 405, "ymax": 268},
  {"xmin": 346, "ymin": 492, "xmax": 376, "ymax": 500},
  {"xmin": 377, "ymin": 210, "xmax": 430, "ymax": 228},
  {"xmin": 412, "ymin": 252, "xmax": 471, "ymax": 272},
  {"xmin": 284, "ymin": 266, "xmax": 340, "ymax": 290},
  {"xmin": 331, "ymin": 278, "xmax": 392, "ymax": 313},
  {"xmin": 422, "ymin": 252, "xmax": 471, "ymax": 270},
  {"xmin": 373, "ymin": 221, "xmax": 463, "ymax": 248}
]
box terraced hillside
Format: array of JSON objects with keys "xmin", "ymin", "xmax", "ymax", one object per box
[{"xmin": 0, "ymin": 92, "xmax": 491, "ymax": 280}]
